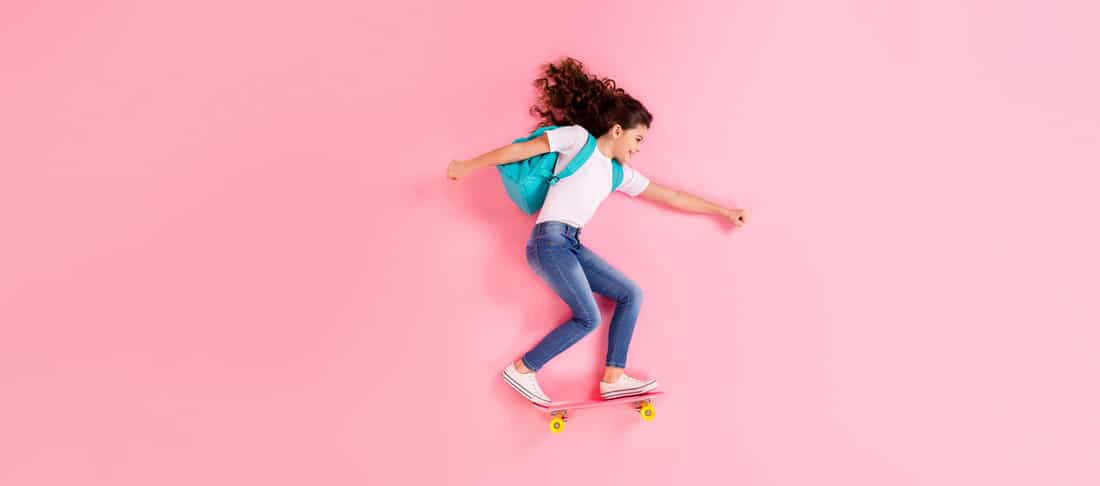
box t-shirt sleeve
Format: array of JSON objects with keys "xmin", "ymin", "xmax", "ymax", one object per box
[
  {"xmin": 545, "ymin": 125, "xmax": 588, "ymax": 154},
  {"xmin": 616, "ymin": 163, "xmax": 651, "ymax": 196}
]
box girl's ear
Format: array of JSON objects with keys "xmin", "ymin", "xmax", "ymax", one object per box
[{"xmin": 611, "ymin": 123, "xmax": 623, "ymax": 138}]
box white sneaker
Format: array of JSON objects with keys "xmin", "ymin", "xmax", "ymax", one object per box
[
  {"xmin": 502, "ymin": 362, "xmax": 551, "ymax": 406},
  {"xmin": 600, "ymin": 373, "xmax": 659, "ymax": 400}
]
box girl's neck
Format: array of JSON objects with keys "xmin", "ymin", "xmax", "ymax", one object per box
[{"xmin": 596, "ymin": 136, "xmax": 616, "ymax": 160}]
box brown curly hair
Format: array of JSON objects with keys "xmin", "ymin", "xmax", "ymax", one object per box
[{"xmin": 529, "ymin": 57, "xmax": 653, "ymax": 136}]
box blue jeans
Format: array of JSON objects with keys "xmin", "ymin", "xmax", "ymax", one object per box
[{"xmin": 521, "ymin": 221, "xmax": 644, "ymax": 372}]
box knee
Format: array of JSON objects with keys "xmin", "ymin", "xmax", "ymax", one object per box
[
  {"xmin": 575, "ymin": 307, "xmax": 602, "ymax": 332},
  {"xmin": 620, "ymin": 283, "xmax": 644, "ymax": 306}
]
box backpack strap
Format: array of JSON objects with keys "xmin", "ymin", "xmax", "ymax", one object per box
[{"xmin": 547, "ymin": 133, "xmax": 597, "ymax": 185}]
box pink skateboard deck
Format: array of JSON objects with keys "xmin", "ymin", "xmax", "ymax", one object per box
[{"xmin": 531, "ymin": 391, "xmax": 664, "ymax": 433}]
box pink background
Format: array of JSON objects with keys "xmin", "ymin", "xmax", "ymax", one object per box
[{"xmin": 2, "ymin": 1, "xmax": 1098, "ymax": 485}]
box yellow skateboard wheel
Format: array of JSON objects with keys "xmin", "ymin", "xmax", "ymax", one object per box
[
  {"xmin": 549, "ymin": 416, "xmax": 565, "ymax": 433},
  {"xmin": 639, "ymin": 403, "xmax": 656, "ymax": 421}
]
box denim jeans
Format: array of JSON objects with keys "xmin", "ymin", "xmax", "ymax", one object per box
[{"xmin": 521, "ymin": 221, "xmax": 644, "ymax": 372}]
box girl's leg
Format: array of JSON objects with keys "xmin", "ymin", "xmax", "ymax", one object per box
[
  {"xmin": 575, "ymin": 244, "xmax": 644, "ymax": 382},
  {"xmin": 520, "ymin": 239, "xmax": 603, "ymax": 372}
]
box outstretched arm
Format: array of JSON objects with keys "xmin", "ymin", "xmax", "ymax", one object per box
[
  {"xmin": 448, "ymin": 135, "xmax": 551, "ymax": 181},
  {"xmin": 640, "ymin": 181, "xmax": 748, "ymax": 227}
]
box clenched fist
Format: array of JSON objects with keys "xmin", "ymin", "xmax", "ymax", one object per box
[{"xmin": 448, "ymin": 159, "xmax": 473, "ymax": 181}]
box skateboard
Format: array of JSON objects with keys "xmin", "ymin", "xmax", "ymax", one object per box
[{"xmin": 531, "ymin": 391, "xmax": 664, "ymax": 433}]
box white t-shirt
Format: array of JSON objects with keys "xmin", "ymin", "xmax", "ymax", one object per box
[{"xmin": 535, "ymin": 125, "xmax": 651, "ymax": 228}]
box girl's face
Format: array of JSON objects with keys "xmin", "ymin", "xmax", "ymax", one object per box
[{"xmin": 610, "ymin": 124, "xmax": 648, "ymax": 164}]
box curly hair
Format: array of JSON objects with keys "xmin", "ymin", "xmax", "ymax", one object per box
[{"xmin": 529, "ymin": 57, "xmax": 653, "ymax": 136}]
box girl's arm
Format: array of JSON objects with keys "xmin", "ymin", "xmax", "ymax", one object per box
[
  {"xmin": 640, "ymin": 181, "xmax": 748, "ymax": 227},
  {"xmin": 448, "ymin": 135, "xmax": 551, "ymax": 181}
]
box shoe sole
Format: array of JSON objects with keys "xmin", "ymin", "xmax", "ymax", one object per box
[
  {"xmin": 600, "ymin": 379, "xmax": 659, "ymax": 400},
  {"xmin": 502, "ymin": 370, "xmax": 551, "ymax": 406}
]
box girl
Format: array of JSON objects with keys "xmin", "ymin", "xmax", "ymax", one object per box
[{"xmin": 447, "ymin": 57, "xmax": 748, "ymax": 405}]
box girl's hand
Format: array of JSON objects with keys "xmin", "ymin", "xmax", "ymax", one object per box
[
  {"xmin": 723, "ymin": 208, "xmax": 748, "ymax": 227},
  {"xmin": 447, "ymin": 159, "xmax": 473, "ymax": 181}
]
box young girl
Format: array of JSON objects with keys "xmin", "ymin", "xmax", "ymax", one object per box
[{"xmin": 447, "ymin": 57, "xmax": 748, "ymax": 405}]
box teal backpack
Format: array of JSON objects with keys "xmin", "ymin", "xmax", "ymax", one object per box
[{"xmin": 497, "ymin": 125, "xmax": 624, "ymax": 215}]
